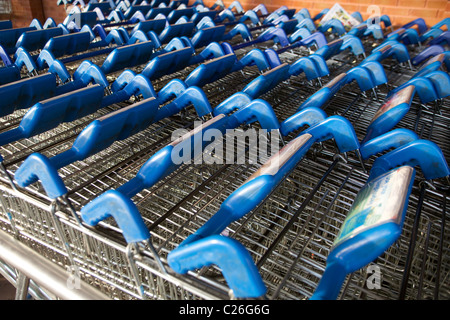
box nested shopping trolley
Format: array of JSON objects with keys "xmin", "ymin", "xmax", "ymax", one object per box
[{"xmin": 0, "ymin": 0, "xmax": 449, "ymax": 300}]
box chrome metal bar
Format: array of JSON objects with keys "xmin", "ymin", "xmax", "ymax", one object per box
[{"xmin": 0, "ymin": 229, "xmax": 111, "ymax": 300}]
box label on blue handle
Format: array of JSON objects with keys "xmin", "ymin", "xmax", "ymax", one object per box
[
  {"xmin": 333, "ymin": 166, "xmax": 414, "ymax": 249},
  {"xmin": 418, "ymin": 53, "xmax": 444, "ymax": 70},
  {"xmin": 370, "ymin": 85, "xmax": 414, "ymax": 123},
  {"xmin": 243, "ymin": 133, "xmax": 312, "ymax": 183}
]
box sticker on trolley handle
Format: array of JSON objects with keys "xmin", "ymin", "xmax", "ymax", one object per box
[
  {"xmin": 363, "ymin": 85, "xmax": 415, "ymax": 142},
  {"xmin": 310, "ymin": 166, "xmax": 415, "ymax": 300}
]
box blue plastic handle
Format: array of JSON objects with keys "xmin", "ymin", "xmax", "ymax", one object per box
[
  {"xmin": 411, "ymin": 45, "xmax": 445, "ymax": 66},
  {"xmin": 0, "ymin": 65, "xmax": 20, "ymax": 85},
  {"xmin": 431, "ymin": 17, "xmax": 450, "ymax": 30},
  {"xmin": 278, "ymin": 19, "xmax": 298, "ymax": 35},
  {"xmin": 412, "ymin": 53, "xmax": 446, "ymax": 78},
  {"xmin": 318, "ymin": 19, "xmax": 346, "ymax": 36},
  {"xmin": 181, "ymin": 133, "xmax": 315, "ymax": 246},
  {"xmin": 296, "ymin": 73, "xmax": 348, "ymax": 111},
  {"xmin": 72, "ymin": 60, "xmax": 109, "ymax": 88},
  {"xmin": 101, "ymin": 41, "xmax": 156, "ymax": 74},
  {"xmin": 230, "ymin": 99, "xmax": 280, "ymax": 130},
  {"xmin": 16, "ymin": 27, "xmax": 64, "ymax": 52},
  {"xmin": 311, "ymin": 165, "xmax": 416, "ymax": 300},
  {"xmin": 131, "ymin": 18, "xmax": 167, "ymax": 36},
  {"xmin": 345, "ymin": 66, "xmax": 377, "ymax": 92},
  {"xmin": 168, "ymin": 235, "xmax": 267, "ymax": 298},
  {"xmin": 302, "ymin": 115, "xmax": 360, "ymax": 153},
  {"xmin": 0, "ymin": 27, "xmax": 35, "ymax": 53},
  {"xmin": 423, "ymin": 70, "xmax": 450, "ymax": 99},
  {"xmin": 242, "ymin": 63, "xmax": 290, "ymax": 99},
  {"xmin": 167, "ymin": 8, "xmax": 195, "ymax": 24},
  {"xmin": 158, "ymin": 22, "xmax": 195, "ymax": 44},
  {"xmin": 363, "ymin": 85, "xmax": 414, "ymax": 142},
  {"xmin": 360, "ymin": 128, "xmax": 419, "ymax": 160},
  {"xmin": 289, "ymin": 27, "xmax": 312, "ymax": 43},
  {"xmin": 340, "ymin": 35, "xmax": 365, "ymax": 57},
  {"xmin": 181, "ymin": 114, "xmax": 359, "ymax": 247},
  {"xmin": 289, "ymin": 56, "xmax": 321, "ymax": 80},
  {"xmin": 402, "ymin": 18, "xmax": 428, "ymax": 35},
  {"xmin": 213, "ymin": 92, "xmax": 252, "ymax": 116},
  {"xmin": 419, "ymin": 28, "xmax": 443, "ymax": 43},
  {"xmin": 314, "ymin": 38, "xmax": 343, "ymax": 60},
  {"xmin": 184, "ymin": 53, "xmax": 236, "ymax": 87},
  {"xmin": 43, "ymin": 31, "xmax": 91, "ymax": 58},
  {"xmin": 231, "ymin": 48, "xmax": 271, "ymax": 73},
  {"xmin": 190, "ymin": 25, "xmax": 226, "ymax": 48},
  {"xmin": 154, "ymin": 85, "xmax": 213, "ymax": 120},
  {"xmin": 280, "ymin": 107, "xmax": 327, "ymax": 136},
  {"xmin": 256, "ymin": 27, "xmax": 290, "ymax": 47},
  {"xmin": 80, "ymin": 190, "xmax": 150, "ymax": 243},
  {"xmin": 368, "ymin": 139, "xmax": 450, "ymax": 182},
  {"xmin": 141, "ymin": 47, "xmax": 194, "ymax": 80},
  {"xmin": 359, "ymin": 60, "xmax": 388, "ymax": 87},
  {"xmin": 0, "ymin": 85, "xmax": 104, "ymax": 146},
  {"xmin": 388, "ymin": 76, "xmax": 439, "ymax": 104},
  {"xmin": 0, "ymin": 73, "xmax": 57, "ymax": 117},
  {"xmin": 15, "ymin": 44, "xmax": 40, "ymax": 71},
  {"xmin": 15, "ymin": 97, "xmax": 161, "ymax": 198},
  {"xmin": 238, "ymin": 10, "xmax": 260, "ymax": 25}
]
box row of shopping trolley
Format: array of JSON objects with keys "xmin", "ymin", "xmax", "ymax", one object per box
[{"xmin": 0, "ymin": 0, "xmax": 449, "ymax": 300}]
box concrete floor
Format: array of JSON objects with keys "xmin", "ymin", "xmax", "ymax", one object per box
[{"xmin": 0, "ymin": 274, "xmax": 16, "ymax": 300}]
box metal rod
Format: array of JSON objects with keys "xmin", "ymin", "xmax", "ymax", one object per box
[
  {"xmin": 398, "ymin": 182, "xmax": 426, "ymax": 300},
  {"xmin": 0, "ymin": 229, "xmax": 111, "ymax": 300}
]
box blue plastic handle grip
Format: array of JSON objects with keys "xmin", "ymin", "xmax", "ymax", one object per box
[
  {"xmin": 368, "ymin": 139, "xmax": 450, "ymax": 182},
  {"xmin": 43, "ymin": 31, "xmax": 91, "ymax": 58},
  {"xmin": 184, "ymin": 53, "xmax": 236, "ymax": 87},
  {"xmin": 388, "ymin": 76, "xmax": 438, "ymax": 104},
  {"xmin": 190, "ymin": 25, "xmax": 226, "ymax": 48},
  {"xmin": 15, "ymin": 153, "xmax": 68, "ymax": 199},
  {"xmin": 230, "ymin": 99, "xmax": 280, "ymax": 130},
  {"xmin": 360, "ymin": 128, "xmax": 419, "ymax": 160},
  {"xmin": 363, "ymin": 85, "xmax": 414, "ymax": 142},
  {"xmin": 15, "ymin": 97, "xmax": 161, "ymax": 198},
  {"xmin": 154, "ymin": 86, "xmax": 213, "ymax": 120},
  {"xmin": 213, "ymin": 92, "xmax": 252, "ymax": 116},
  {"xmin": 168, "ymin": 235, "xmax": 267, "ymax": 298},
  {"xmin": 0, "ymin": 73, "xmax": 57, "ymax": 117},
  {"xmin": 296, "ymin": 73, "xmax": 348, "ymax": 111},
  {"xmin": 16, "ymin": 27, "xmax": 64, "ymax": 52},
  {"xmin": 158, "ymin": 22, "xmax": 195, "ymax": 44},
  {"xmin": 231, "ymin": 48, "xmax": 271, "ymax": 73},
  {"xmin": 0, "ymin": 85, "xmax": 104, "ymax": 146},
  {"xmin": 402, "ymin": 18, "xmax": 428, "ymax": 35},
  {"xmin": 411, "ymin": 45, "xmax": 444, "ymax": 66},
  {"xmin": 311, "ymin": 165, "xmax": 416, "ymax": 300},
  {"xmin": 280, "ymin": 107, "xmax": 327, "ymax": 136},
  {"xmin": 242, "ymin": 63, "xmax": 290, "ymax": 99},
  {"xmin": 181, "ymin": 134, "xmax": 315, "ymax": 246},
  {"xmin": 101, "ymin": 41, "xmax": 156, "ymax": 74},
  {"xmin": 80, "ymin": 190, "xmax": 151, "ymax": 243},
  {"xmin": 289, "ymin": 56, "xmax": 320, "ymax": 80},
  {"xmin": 141, "ymin": 47, "xmax": 194, "ymax": 80},
  {"xmin": 0, "ymin": 66, "xmax": 20, "ymax": 86},
  {"xmin": 301, "ymin": 115, "xmax": 360, "ymax": 153}
]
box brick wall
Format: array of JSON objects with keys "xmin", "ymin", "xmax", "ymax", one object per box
[
  {"xmin": 205, "ymin": 0, "xmax": 449, "ymax": 27},
  {"xmin": 5, "ymin": 0, "xmax": 449, "ymax": 29}
]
